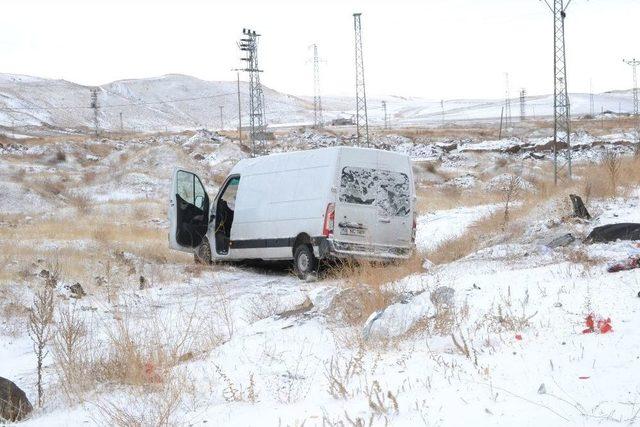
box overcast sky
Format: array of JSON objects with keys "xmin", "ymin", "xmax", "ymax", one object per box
[{"xmin": 1, "ymin": 0, "xmax": 638, "ymax": 99}]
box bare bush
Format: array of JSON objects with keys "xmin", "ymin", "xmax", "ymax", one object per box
[
  {"xmin": 602, "ymin": 149, "xmax": 622, "ymax": 196},
  {"xmin": 28, "ymin": 280, "xmax": 56, "ymax": 406},
  {"xmin": 501, "ymin": 174, "xmax": 522, "ymax": 229},
  {"xmin": 324, "ymin": 349, "xmax": 365, "ymax": 399},
  {"xmin": 214, "ymin": 365, "xmax": 258, "ymax": 403},
  {"xmin": 53, "ymin": 306, "xmax": 88, "ymax": 401}
]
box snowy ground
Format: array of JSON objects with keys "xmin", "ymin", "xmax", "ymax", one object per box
[{"xmin": 1, "ymin": 130, "xmax": 639, "ymax": 426}]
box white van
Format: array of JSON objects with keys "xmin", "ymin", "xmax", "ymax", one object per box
[{"xmin": 168, "ymin": 146, "xmax": 416, "ymax": 278}]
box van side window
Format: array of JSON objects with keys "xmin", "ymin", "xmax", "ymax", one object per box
[
  {"xmin": 340, "ymin": 167, "xmax": 410, "ymax": 216},
  {"xmin": 194, "ymin": 176, "xmax": 206, "ymax": 209}
]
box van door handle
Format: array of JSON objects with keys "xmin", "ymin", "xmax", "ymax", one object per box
[{"xmin": 378, "ymin": 218, "xmax": 391, "ymax": 223}]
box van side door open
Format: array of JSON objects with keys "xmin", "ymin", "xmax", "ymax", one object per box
[
  {"xmin": 169, "ymin": 168, "xmax": 209, "ymax": 253},
  {"xmin": 213, "ymin": 175, "xmax": 240, "ymax": 256}
]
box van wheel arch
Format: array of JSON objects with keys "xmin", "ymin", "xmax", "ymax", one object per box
[
  {"xmin": 292, "ymin": 234, "xmax": 317, "ymax": 279},
  {"xmin": 292, "ymin": 233, "xmax": 312, "ymax": 257}
]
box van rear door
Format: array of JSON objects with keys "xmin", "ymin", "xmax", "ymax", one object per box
[
  {"xmin": 335, "ymin": 153, "xmax": 412, "ymax": 254},
  {"xmin": 374, "ymin": 153, "xmax": 413, "ymax": 252}
]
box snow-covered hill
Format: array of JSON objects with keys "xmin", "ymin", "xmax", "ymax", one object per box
[{"xmin": 0, "ymin": 72, "xmax": 636, "ymax": 133}]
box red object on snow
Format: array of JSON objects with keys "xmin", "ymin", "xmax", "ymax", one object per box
[
  {"xmin": 582, "ymin": 314, "xmax": 613, "ymax": 334},
  {"xmin": 515, "ymin": 334, "xmax": 523, "ymax": 340}
]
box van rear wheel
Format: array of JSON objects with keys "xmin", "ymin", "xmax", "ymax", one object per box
[{"xmin": 294, "ymin": 244, "xmax": 317, "ymax": 279}]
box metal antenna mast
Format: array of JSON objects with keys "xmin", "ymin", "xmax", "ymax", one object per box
[
  {"xmin": 312, "ymin": 44, "xmax": 324, "ymax": 128},
  {"xmin": 382, "ymin": 101, "xmax": 388, "ymax": 129},
  {"xmin": 90, "ymin": 88, "xmax": 99, "ymax": 137},
  {"xmin": 623, "ymin": 59, "xmax": 640, "ymax": 116},
  {"xmin": 353, "ymin": 13, "xmax": 369, "ymax": 147},
  {"xmin": 239, "ymin": 28, "xmax": 267, "ymax": 156},
  {"xmin": 542, "ymin": 0, "xmax": 573, "ymax": 184},
  {"xmin": 504, "ymin": 73, "xmax": 512, "ymax": 127},
  {"xmin": 519, "ymin": 89, "xmax": 527, "ymax": 122}
]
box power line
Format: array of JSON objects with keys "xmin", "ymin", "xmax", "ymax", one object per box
[{"xmin": 353, "ymin": 12, "xmax": 369, "ymax": 147}]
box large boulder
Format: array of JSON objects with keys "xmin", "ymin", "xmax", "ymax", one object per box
[{"xmin": 0, "ymin": 377, "xmax": 32, "ymax": 422}]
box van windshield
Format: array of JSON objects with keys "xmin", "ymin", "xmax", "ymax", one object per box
[{"xmin": 339, "ymin": 166, "xmax": 410, "ymax": 216}]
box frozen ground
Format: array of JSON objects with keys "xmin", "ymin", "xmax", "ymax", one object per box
[{"xmin": 1, "ymin": 131, "xmax": 639, "ymax": 426}]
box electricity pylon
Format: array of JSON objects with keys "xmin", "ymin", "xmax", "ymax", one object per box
[
  {"xmin": 353, "ymin": 13, "xmax": 369, "ymax": 147},
  {"xmin": 239, "ymin": 28, "xmax": 267, "ymax": 156},
  {"xmin": 312, "ymin": 44, "xmax": 323, "ymax": 128},
  {"xmin": 542, "ymin": 0, "xmax": 574, "ymax": 184}
]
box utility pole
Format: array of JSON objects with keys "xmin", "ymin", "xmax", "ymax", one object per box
[
  {"xmin": 589, "ymin": 79, "xmax": 595, "ymax": 117},
  {"xmin": 382, "ymin": 101, "xmax": 388, "ymax": 129},
  {"xmin": 90, "ymin": 88, "xmax": 99, "ymax": 137},
  {"xmin": 499, "ymin": 107, "xmax": 504, "ymax": 139},
  {"xmin": 239, "ymin": 28, "xmax": 267, "ymax": 156},
  {"xmin": 236, "ymin": 71, "xmax": 242, "ymax": 144},
  {"xmin": 504, "ymin": 73, "xmax": 512, "ymax": 127},
  {"xmin": 542, "ymin": 0, "xmax": 574, "ymax": 184},
  {"xmin": 440, "ymin": 100, "xmax": 445, "ymax": 125},
  {"xmin": 219, "ymin": 106, "xmax": 225, "ymax": 130},
  {"xmin": 119, "ymin": 112, "xmax": 123, "ymax": 132},
  {"xmin": 519, "ymin": 89, "xmax": 526, "ymax": 122},
  {"xmin": 312, "ymin": 44, "xmax": 324, "ymax": 128},
  {"xmin": 353, "ymin": 13, "xmax": 369, "ymax": 147}
]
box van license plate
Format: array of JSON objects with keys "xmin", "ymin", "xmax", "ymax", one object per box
[{"xmin": 341, "ymin": 228, "xmax": 365, "ymax": 236}]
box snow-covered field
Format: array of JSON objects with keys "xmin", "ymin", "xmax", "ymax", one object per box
[{"xmin": 1, "ymin": 128, "xmax": 639, "ymax": 426}]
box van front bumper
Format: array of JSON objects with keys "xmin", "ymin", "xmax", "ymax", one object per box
[{"xmin": 317, "ymin": 237, "xmax": 413, "ymax": 261}]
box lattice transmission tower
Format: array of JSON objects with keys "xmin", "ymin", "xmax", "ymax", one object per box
[
  {"xmin": 382, "ymin": 101, "xmax": 388, "ymax": 129},
  {"xmin": 90, "ymin": 88, "xmax": 99, "ymax": 137},
  {"xmin": 239, "ymin": 28, "xmax": 267, "ymax": 156},
  {"xmin": 623, "ymin": 59, "xmax": 640, "ymax": 116},
  {"xmin": 311, "ymin": 44, "xmax": 324, "ymax": 128},
  {"xmin": 519, "ymin": 89, "xmax": 527, "ymax": 122},
  {"xmin": 353, "ymin": 13, "xmax": 369, "ymax": 147},
  {"xmin": 542, "ymin": 0, "xmax": 574, "ymax": 184}
]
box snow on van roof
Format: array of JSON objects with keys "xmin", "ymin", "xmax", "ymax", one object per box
[{"xmin": 230, "ymin": 146, "xmax": 409, "ymax": 175}]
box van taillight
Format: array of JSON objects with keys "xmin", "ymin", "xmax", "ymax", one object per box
[{"xmin": 323, "ymin": 203, "xmax": 335, "ymax": 237}]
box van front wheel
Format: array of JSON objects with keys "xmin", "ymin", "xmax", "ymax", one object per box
[
  {"xmin": 294, "ymin": 244, "xmax": 317, "ymax": 279},
  {"xmin": 194, "ymin": 237, "xmax": 212, "ymax": 265}
]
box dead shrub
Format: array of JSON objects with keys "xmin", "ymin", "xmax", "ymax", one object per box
[
  {"xmin": 53, "ymin": 306, "xmax": 88, "ymax": 401},
  {"xmin": 602, "ymin": 149, "xmax": 622, "ymax": 196},
  {"xmin": 67, "ymin": 193, "xmax": 91, "ymax": 214},
  {"xmin": 501, "ymin": 174, "xmax": 522, "ymax": 229},
  {"xmin": 28, "ymin": 280, "xmax": 56, "ymax": 407},
  {"xmin": 324, "ymin": 349, "xmax": 365, "ymax": 399},
  {"xmin": 40, "ymin": 180, "xmax": 66, "ymax": 196}
]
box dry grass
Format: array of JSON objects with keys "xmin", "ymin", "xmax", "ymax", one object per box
[{"xmin": 324, "ymin": 255, "xmax": 423, "ymax": 325}]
